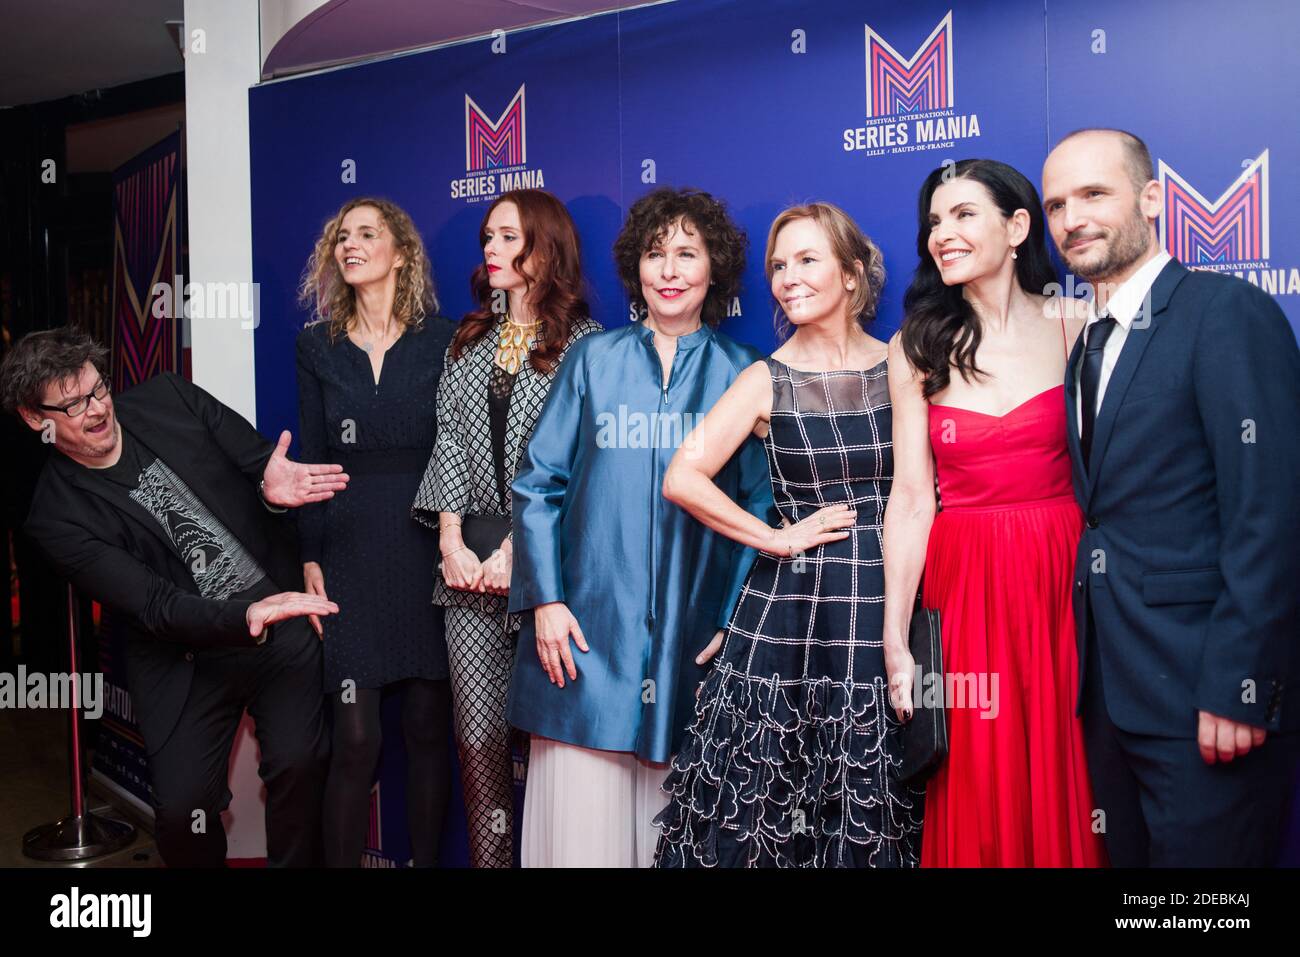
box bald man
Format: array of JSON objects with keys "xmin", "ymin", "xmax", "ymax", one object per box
[{"xmin": 1043, "ymin": 128, "xmax": 1300, "ymax": 867}]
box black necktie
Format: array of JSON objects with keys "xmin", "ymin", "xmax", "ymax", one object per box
[{"xmin": 1080, "ymin": 314, "xmax": 1116, "ymax": 469}]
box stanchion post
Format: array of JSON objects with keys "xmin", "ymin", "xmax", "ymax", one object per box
[{"xmin": 21, "ymin": 582, "xmax": 138, "ymax": 862}]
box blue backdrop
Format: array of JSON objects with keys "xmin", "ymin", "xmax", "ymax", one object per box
[{"xmin": 248, "ymin": 0, "xmax": 1300, "ymax": 865}]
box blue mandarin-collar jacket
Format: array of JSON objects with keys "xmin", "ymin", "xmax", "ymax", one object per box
[{"xmin": 506, "ymin": 321, "xmax": 773, "ymax": 762}]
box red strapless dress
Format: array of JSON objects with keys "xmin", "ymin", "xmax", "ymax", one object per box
[{"xmin": 920, "ymin": 385, "xmax": 1106, "ymax": 867}]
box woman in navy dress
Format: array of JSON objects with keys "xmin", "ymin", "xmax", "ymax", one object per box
[
  {"xmin": 654, "ymin": 203, "xmax": 924, "ymax": 867},
  {"xmin": 296, "ymin": 197, "xmax": 455, "ymax": 867}
]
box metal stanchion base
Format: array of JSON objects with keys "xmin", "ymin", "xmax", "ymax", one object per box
[{"xmin": 22, "ymin": 811, "xmax": 138, "ymax": 862}]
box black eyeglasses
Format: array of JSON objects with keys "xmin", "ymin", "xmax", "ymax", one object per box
[{"xmin": 38, "ymin": 377, "xmax": 112, "ymax": 417}]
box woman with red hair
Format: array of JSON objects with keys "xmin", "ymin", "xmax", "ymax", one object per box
[{"xmin": 413, "ymin": 189, "xmax": 600, "ymax": 867}]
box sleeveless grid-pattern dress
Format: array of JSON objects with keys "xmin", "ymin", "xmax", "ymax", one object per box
[{"xmin": 655, "ymin": 356, "xmax": 923, "ymax": 867}]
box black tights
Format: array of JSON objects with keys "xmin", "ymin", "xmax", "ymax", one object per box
[{"xmin": 322, "ymin": 679, "xmax": 452, "ymax": 867}]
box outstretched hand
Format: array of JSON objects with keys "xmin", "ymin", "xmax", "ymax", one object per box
[
  {"xmin": 260, "ymin": 430, "xmax": 350, "ymax": 507},
  {"xmin": 247, "ymin": 591, "xmax": 339, "ymax": 639}
]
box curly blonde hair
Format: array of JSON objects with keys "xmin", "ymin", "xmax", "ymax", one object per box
[
  {"xmin": 765, "ymin": 202, "xmax": 886, "ymax": 340},
  {"xmin": 298, "ymin": 197, "xmax": 439, "ymax": 338}
]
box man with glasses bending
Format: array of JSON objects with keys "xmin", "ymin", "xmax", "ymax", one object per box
[{"xmin": 1, "ymin": 327, "xmax": 349, "ymax": 866}]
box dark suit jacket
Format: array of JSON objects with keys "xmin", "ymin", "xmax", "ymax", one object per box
[
  {"xmin": 24, "ymin": 373, "xmax": 303, "ymax": 753},
  {"xmin": 1067, "ymin": 259, "xmax": 1300, "ymax": 737}
]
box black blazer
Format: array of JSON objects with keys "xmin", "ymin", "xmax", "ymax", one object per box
[
  {"xmin": 1066, "ymin": 259, "xmax": 1300, "ymax": 736},
  {"xmin": 24, "ymin": 373, "xmax": 304, "ymax": 752}
]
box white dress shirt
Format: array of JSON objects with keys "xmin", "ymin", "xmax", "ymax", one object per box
[{"xmin": 1075, "ymin": 250, "xmax": 1173, "ymax": 436}]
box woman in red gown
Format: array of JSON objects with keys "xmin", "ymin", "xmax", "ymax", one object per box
[{"xmin": 881, "ymin": 159, "xmax": 1106, "ymax": 867}]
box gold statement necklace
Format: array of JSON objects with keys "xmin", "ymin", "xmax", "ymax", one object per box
[{"xmin": 494, "ymin": 314, "xmax": 539, "ymax": 375}]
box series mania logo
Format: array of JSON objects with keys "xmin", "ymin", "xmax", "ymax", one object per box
[
  {"xmin": 1160, "ymin": 150, "xmax": 1298, "ymax": 296},
  {"xmin": 843, "ymin": 10, "xmax": 981, "ymax": 157},
  {"xmin": 450, "ymin": 84, "xmax": 546, "ymax": 202}
]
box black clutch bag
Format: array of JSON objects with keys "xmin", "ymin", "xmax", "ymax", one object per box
[
  {"xmin": 898, "ymin": 594, "xmax": 946, "ymax": 787},
  {"xmin": 460, "ymin": 514, "xmax": 510, "ymax": 561}
]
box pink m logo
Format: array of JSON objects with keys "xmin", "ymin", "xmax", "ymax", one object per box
[
  {"xmin": 465, "ymin": 84, "xmax": 526, "ymax": 172},
  {"xmin": 865, "ymin": 11, "xmax": 954, "ymax": 118},
  {"xmin": 1159, "ymin": 150, "xmax": 1269, "ymax": 264}
]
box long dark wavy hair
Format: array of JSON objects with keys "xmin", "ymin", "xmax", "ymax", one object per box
[
  {"xmin": 450, "ymin": 189, "xmax": 590, "ymax": 374},
  {"xmin": 900, "ymin": 160, "xmax": 1057, "ymax": 397}
]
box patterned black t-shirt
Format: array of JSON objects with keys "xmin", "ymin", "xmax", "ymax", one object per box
[{"xmin": 96, "ymin": 428, "xmax": 268, "ymax": 600}]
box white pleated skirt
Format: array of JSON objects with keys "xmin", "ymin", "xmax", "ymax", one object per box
[{"xmin": 521, "ymin": 735, "xmax": 671, "ymax": 868}]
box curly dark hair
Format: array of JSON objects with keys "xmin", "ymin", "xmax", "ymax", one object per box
[
  {"xmin": 612, "ymin": 187, "xmax": 748, "ymax": 326},
  {"xmin": 1, "ymin": 327, "xmax": 109, "ymax": 416}
]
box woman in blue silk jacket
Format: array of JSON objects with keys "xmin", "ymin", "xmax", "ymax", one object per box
[{"xmin": 506, "ymin": 188, "xmax": 773, "ymax": 867}]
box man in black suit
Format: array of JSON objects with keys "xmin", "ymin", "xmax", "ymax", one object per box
[
  {"xmin": 1, "ymin": 328, "xmax": 347, "ymax": 866},
  {"xmin": 1043, "ymin": 129, "xmax": 1300, "ymax": 866}
]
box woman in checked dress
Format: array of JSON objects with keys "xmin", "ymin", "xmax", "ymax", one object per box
[{"xmin": 654, "ymin": 203, "xmax": 924, "ymax": 867}]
